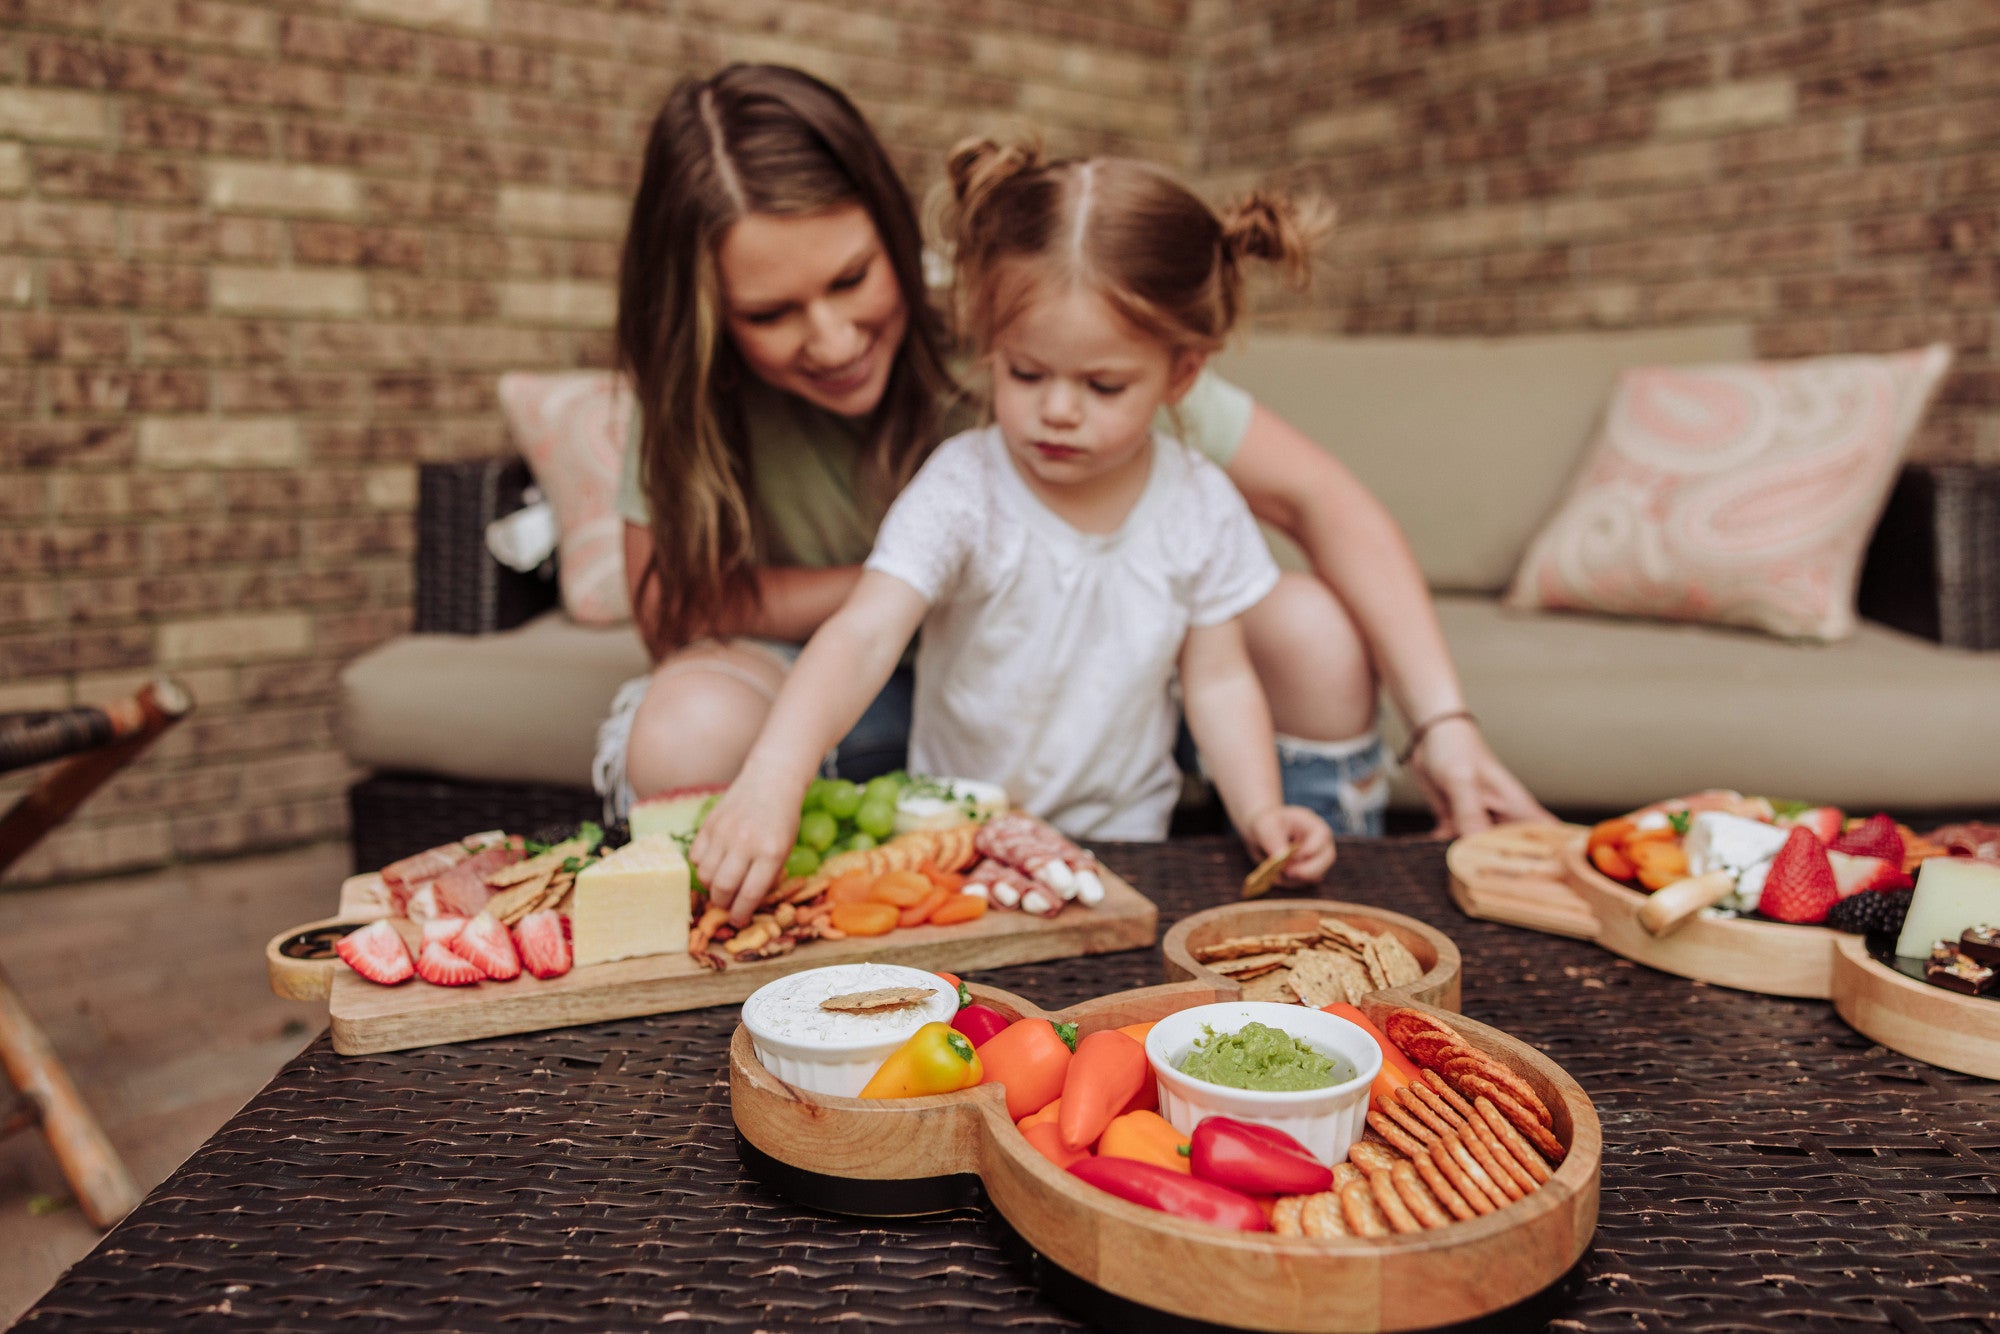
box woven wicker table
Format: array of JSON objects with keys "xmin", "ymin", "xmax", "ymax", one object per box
[{"xmin": 19, "ymin": 838, "xmax": 2000, "ymax": 1331}]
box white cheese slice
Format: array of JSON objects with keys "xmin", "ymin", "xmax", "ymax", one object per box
[
  {"xmin": 1893, "ymin": 858, "xmax": 2000, "ymax": 960},
  {"xmin": 570, "ymin": 835, "xmax": 692, "ymax": 968},
  {"xmin": 893, "ymin": 777, "xmax": 1010, "ymax": 834},
  {"xmin": 1685, "ymin": 812, "xmax": 1789, "ymax": 878}
]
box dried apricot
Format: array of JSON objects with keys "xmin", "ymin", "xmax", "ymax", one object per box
[
  {"xmin": 829, "ymin": 901, "xmax": 899, "ymax": 936},
  {"xmin": 868, "ymin": 870, "xmax": 934, "ymax": 907}
]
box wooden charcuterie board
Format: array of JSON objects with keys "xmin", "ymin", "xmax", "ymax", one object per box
[
  {"xmin": 731, "ymin": 900, "xmax": 1599, "ymax": 1333},
  {"xmin": 1831, "ymin": 935, "xmax": 2000, "ymax": 1081},
  {"xmin": 273, "ymin": 862, "xmax": 1156, "ymax": 1056},
  {"xmin": 1449, "ymin": 821, "xmax": 1837, "ymax": 998}
]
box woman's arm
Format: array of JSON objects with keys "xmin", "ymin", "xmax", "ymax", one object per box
[
  {"xmin": 690, "ymin": 570, "xmax": 928, "ymax": 923},
  {"xmin": 622, "ymin": 522, "xmax": 863, "ymax": 654},
  {"xmin": 1223, "ymin": 405, "xmax": 1551, "ymax": 836},
  {"xmin": 1179, "ymin": 619, "xmax": 1334, "ymax": 884}
]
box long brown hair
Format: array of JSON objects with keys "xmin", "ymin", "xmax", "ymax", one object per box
[
  {"xmin": 616, "ymin": 65, "xmax": 956, "ymax": 653},
  {"xmin": 939, "ymin": 138, "xmax": 1329, "ymax": 359}
]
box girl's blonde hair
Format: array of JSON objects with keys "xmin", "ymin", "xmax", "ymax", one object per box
[
  {"xmin": 938, "ymin": 139, "xmax": 1331, "ymax": 357},
  {"xmin": 616, "ymin": 65, "xmax": 957, "ymax": 654}
]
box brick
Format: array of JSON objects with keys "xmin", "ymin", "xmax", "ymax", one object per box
[
  {"xmin": 1713, "ymin": 221, "xmax": 1845, "ymax": 271},
  {"xmin": 0, "ymin": 312, "xmax": 127, "ymax": 361},
  {"xmin": 0, "ymin": 627, "xmax": 153, "ymax": 680},
  {"xmin": 1798, "ymin": 57, "xmax": 1939, "ymax": 113},
  {"xmin": 496, "ymin": 186, "xmax": 629, "ymax": 238},
  {"xmin": 279, "ymin": 15, "xmax": 422, "ymax": 72},
  {"xmin": 0, "ymin": 87, "xmax": 113, "ymax": 143},
  {"xmin": 206, "ymin": 160, "xmax": 360, "ymax": 216},
  {"xmin": 139, "ymin": 316, "xmax": 288, "ymax": 365},
  {"xmin": 1856, "ymin": 0, "xmax": 2000, "ymax": 53},
  {"xmin": 211, "ymin": 266, "xmax": 367, "ymax": 316},
  {"xmin": 157, "ymin": 612, "xmax": 312, "ymax": 666},
  {"xmin": 212, "ymin": 370, "xmax": 369, "ymax": 414},
  {"xmin": 237, "ymin": 659, "xmax": 341, "ymax": 704},
  {"xmin": 351, "ymin": 0, "xmax": 492, "ymax": 31},
  {"xmin": 498, "ymin": 279, "xmax": 616, "ymax": 326},
  {"xmin": 48, "ymin": 367, "xmax": 208, "ymax": 414},
  {"xmin": 0, "ymin": 475, "xmax": 51, "ymax": 519},
  {"xmin": 0, "ymin": 255, "xmax": 31, "ymax": 305},
  {"xmin": 1584, "ymin": 139, "xmax": 1717, "ymax": 190},
  {"xmin": 31, "ymin": 148, "xmax": 203, "ymax": 204},
  {"xmin": 45, "ymin": 258, "xmax": 206, "ymax": 309},
  {"xmin": 0, "ymin": 816, "xmax": 173, "ymax": 884},
  {"xmin": 138, "ymin": 417, "xmax": 302, "ymax": 469},
  {"xmin": 1865, "ymin": 94, "xmax": 2000, "ymax": 157},
  {"xmin": 152, "ymin": 519, "xmax": 301, "ymax": 567},
  {"xmin": 238, "ymin": 567, "xmax": 372, "ymax": 610},
  {"xmin": 0, "ymin": 422, "xmax": 135, "ymax": 469},
  {"xmin": 1586, "ymin": 234, "xmax": 1711, "ymax": 278},
  {"xmin": 0, "ymin": 680, "xmax": 70, "ymax": 713},
  {"xmin": 1640, "ymin": 273, "xmax": 1778, "ymax": 321},
  {"xmin": 1718, "ymin": 120, "xmax": 1851, "ymax": 174},
  {"xmin": 120, "ymin": 103, "xmax": 274, "ymax": 156},
  {"xmin": 430, "ymin": 35, "xmax": 555, "ymax": 88},
  {"xmin": 1658, "ymin": 78, "xmax": 1796, "ymax": 135},
  {"xmin": 106, "ymin": 0, "xmax": 276, "ymax": 52},
  {"xmin": 0, "ymin": 144, "xmax": 26, "ymax": 194},
  {"xmin": 0, "ymin": 582, "xmax": 60, "ymax": 629},
  {"xmin": 365, "ymin": 465, "xmax": 417, "ymax": 510},
  {"xmin": 283, "ymin": 123, "xmax": 424, "ymax": 174},
  {"xmin": 1755, "ymin": 318, "xmax": 1845, "ymax": 357}
]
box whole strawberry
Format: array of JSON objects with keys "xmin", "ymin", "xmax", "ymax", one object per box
[
  {"xmin": 1759, "ymin": 827, "xmax": 1840, "ymax": 924},
  {"xmin": 1830, "ymin": 812, "xmax": 1905, "ymax": 865}
]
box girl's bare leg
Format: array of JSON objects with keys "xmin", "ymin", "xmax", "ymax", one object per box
[
  {"xmin": 1239, "ymin": 572, "xmax": 1378, "ymax": 742},
  {"xmin": 624, "ymin": 643, "xmax": 787, "ymax": 798}
]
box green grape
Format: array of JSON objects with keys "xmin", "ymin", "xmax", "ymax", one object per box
[
  {"xmin": 863, "ymin": 774, "xmax": 904, "ymax": 806},
  {"xmin": 801, "ymin": 778, "xmax": 832, "ymax": 812},
  {"xmin": 797, "ymin": 810, "xmax": 838, "ymax": 853},
  {"xmin": 854, "ymin": 799, "xmax": 895, "ymax": 840},
  {"xmin": 844, "ymin": 831, "xmax": 878, "ymax": 852},
  {"xmin": 820, "ymin": 779, "xmax": 863, "ymax": 820},
  {"xmin": 783, "ymin": 845, "xmax": 821, "ymax": 878}
]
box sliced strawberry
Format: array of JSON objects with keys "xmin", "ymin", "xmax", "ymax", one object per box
[
  {"xmin": 1776, "ymin": 806, "xmax": 1844, "ymax": 845},
  {"xmin": 421, "ymin": 915, "xmax": 467, "ymax": 946},
  {"xmin": 1759, "ymin": 826, "xmax": 1840, "ymax": 924},
  {"xmin": 1830, "ymin": 813, "xmax": 1904, "ymax": 865},
  {"xmin": 514, "ymin": 910, "xmax": 572, "ymax": 980},
  {"xmin": 447, "ymin": 912, "xmax": 521, "ymax": 981},
  {"xmin": 1828, "ymin": 850, "xmax": 1915, "ymax": 897},
  {"xmin": 334, "ymin": 920, "xmax": 413, "ymax": 986},
  {"xmin": 415, "ymin": 938, "xmax": 483, "ymax": 986}
]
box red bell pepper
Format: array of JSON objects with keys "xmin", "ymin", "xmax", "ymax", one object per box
[
  {"xmin": 1188, "ymin": 1116, "xmax": 1332, "ymax": 1196},
  {"xmin": 951, "ymin": 1002, "xmax": 1012, "ymax": 1048},
  {"xmin": 1068, "ymin": 1156, "xmax": 1269, "ymax": 1232}
]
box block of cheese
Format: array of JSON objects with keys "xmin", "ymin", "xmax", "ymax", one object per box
[
  {"xmin": 1893, "ymin": 857, "xmax": 2000, "ymax": 960},
  {"xmin": 570, "ymin": 834, "xmax": 692, "ymax": 968}
]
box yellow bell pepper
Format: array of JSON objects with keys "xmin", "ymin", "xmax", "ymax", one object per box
[
  {"xmin": 1096, "ymin": 1109, "xmax": 1191, "ymax": 1173},
  {"xmin": 859, "ymin": 1022, "xmax": 984, "ymax": 1099}
]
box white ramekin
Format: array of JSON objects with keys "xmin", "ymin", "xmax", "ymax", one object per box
[
  {"xmin": 1146, "ymin": 1001, "xmax": 1382, "ymax": 1165},
  {"xmin": 741, "ymin": 963, "xmax": 960, "ymax": 1098}
]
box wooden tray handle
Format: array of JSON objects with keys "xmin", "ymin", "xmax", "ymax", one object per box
[{"xmin": 266, "ymin": 918, "xmax": 367, "ymax": 1002}]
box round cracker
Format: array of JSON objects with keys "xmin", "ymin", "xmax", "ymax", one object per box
[
  {"xmin": 1442, "ymin": 1129, "xmax": 1509, "ymax": 1205},
  {"xmin": 1367, "ymin": 1169, "xmax": 1423, "ymax": 1234},
  {"xmin": 1462, "ymin": 1076, "xmax": 1567, "ymax": 1162},
  {"xmin": 1413, "ymin": 1148, "xmax": 1477, "ymax": 1221},
  {"xmin": 1404, "ymin": 1080, "xmax": 1470, "ymax": 1133},
  {"xmin": 1465, "ymin": 1100, "xmax": 1539, "ymax": 1197},
  {"xmin": 1399, "ymin": 1031, "xmax": 1472, "ymax": 1070},
  {"xmin": 1382, "ymin": 1008, "xmax": 1457, "ymax": 1046},
  {"xmin": 1348, "ymin": 1140, "xmax": 1399, "ymax": 1175},
  {"xmin": 1300, "ymin": 1190, "xmax": 1349, "ymax": 1239},
  {"xmin": 1367, "ymin": 1109, "xmax": 1428, "ymax": 1159},
  {"xmin": 1428, "ymin": 1138, "xmax": 1496, "ymax": 1215},
  {"xmin": 1456, "ymin": 1121, "xmax": 1527, "ymax": 1201},
  {"xmin": 1421, "ymin": 1067, "xmax": 1478, "ymax": 1120},
  {"xmin": 1271, "ymin": 1195, "xmax": 1305, "ymax": 1236},
  {"xmin": 1390, "ymin": 1159, "xmax": 1451, "ymax": 1228},
  {"xmin": 1340, "ymin": 1178, "xmax": 1390, "ymax": 1238},
  {"xmin": 1380, "ymin": 1095, "xmax": 1438, "ymax": 1145},
  {"xmin": 1476, "ymin": 1096, "xmax": 1553, "ymax": 1184}
]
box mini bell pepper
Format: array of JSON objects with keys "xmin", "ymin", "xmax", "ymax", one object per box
[
  {"xmin": 1069, "ymin": 1156, "xmax": 1268, "ymax": 1232},
  {"xmin": 1097, "ymin": 1110, "xmax": 1191, "ymax": 1174},
  {"xmin": 1321, "ymin": 1002, "xmax": 1419, "ymax": 1111},
  {"xmin": 1058, "ymin": 1029, "xmax": 1149, "ymax": 1150},
  {"xmin": 978, "ymin": 1018, "xmax": 1078, "ymax": 1121},
  {"xmin": 1019, "ymin": 1118, "xmax": 1088, "ymax": 1170},
  {"xmin": 1112, "ymin": 1021, "xmax": 1160, "ymax": 1114},
  {"xmin": 1017, "ymin": 1097, "xmax": 1062, "ymax": 1131},
  {"xmin": 1188, "ymin": 1116, "xmax": 1332, "ymax": 1196},
  {"xmin": 934, "ymin": 972, "xmax": 971, "ymax": 1010},
  {"xmin": 951, "ymin": 1002, "xmax": 1013, "ymax": 1048},
  {"xmin": 858, "ymin": 1022, "xmax": 983, "ymax": 1099}
]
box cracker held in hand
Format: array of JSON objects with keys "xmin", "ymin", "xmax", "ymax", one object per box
[{"xmin": 819, "ymin": 987, "xmax": 934, "ymax": 1013}]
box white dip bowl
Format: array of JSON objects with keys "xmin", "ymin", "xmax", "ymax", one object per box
[
  {"xmin": 1146, "ymin": 1001, "xmax": 1381, "ymax": 1166},
  {"xmin": 741, "ymin": 963, "xmax": 960, "ymax": 1098}
]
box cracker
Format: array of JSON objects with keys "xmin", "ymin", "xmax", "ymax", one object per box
[
  {"xmin": 1475, "ymin": 1096, "xmax": 1553, "ymax": 1184},
  {"xmin": 1347, "ymin": 1141, "xmax": 1399, "ymax": 1175},
  {"xmin": 484, "ymin": 837, "xmax": 589, "ymax": 888},
  {"xmin": 1300, "ymin": 1191, "xmax": 1348, "ymax": 1239},
  {"xmin": 1331, "ymin": 1162, "xmax": 1365, "ymax": 1190},
  {"xmin": 819, "ymin": 987, "xmax": 933, "ymax": 1013},
  {"xmin": 1208, "ymin": 951, "xmax": 1290, "ymax": 976},
  {"xmin": 1403, "ymin": 1081, "xmax": 1470, "ymax": 1134},
  {"xmin": 1414, "ymin": 1146, "xmax": 1478, "ymax": 1221},
  {"xmin": 1319, "ymin": 917, "xmax": 1378, "ymax": 954},
  {"xmin": 1465, "ymin": 1101, "xmax": 1539, "ymax": 1197},
  {"xmin": 1271, "ymin": 1195, "xmax": 1305, "ymax": 1237},
  {"xmin": 1441, "ymin": 1130, "xmax": 1509, "ymax": 1206},
  {"xmin": 1456, "ymin": 1123, "xmax": 1526, "ymax": 1202},
  {"xmin": 1367, "ymin": 1110, "xmax": 1427, "ymax": 1160},
  {"xmin": 1399, "ymin": 1031, "xmax": 1473, "ymax": 1070},
  {"xmin": 1391, "ymin": 1159, "xmax": 1451, "ymax": 1229},
  {"xmin": 1289, "ymin": 951, "xmax": 1363, "ymax": 1008},
  {"xmin": 1368, "ymin": 1168, "xmax": 1424, "ymax": 1234},
  {"xmin": 1340, "ymin": 1178, "xmax": 1390, "ymax": 1238},
  {"xmin": 1380, "ymin": 1097, "xmax": 1438, "ymax": 1146},
  {"xmin": 1240, "ymin": 971, "xmax": 1298, "ymax": 1004},
  {"xmin": 1370, "ymin": 932, "xmax": 1426, "ymax": 988},
  {"xmin": 1382, "ymin": 1008, "xmax": 1458, "ymax": 1050},
  {"xmin": 1454, "ymin": 1056, "xmax": 1551, "ymax": 1128},
  {"xmin": 1421, "ymin": 1068, "xmax": 1479, "ymax": 1120},
  {"xmin": 1464, "ymin": 1077, "xmax": 1567, "ymax": 1162},
  {"xmin": 485, "ymin": 867, "xmax": 556, "ymax": 925}
]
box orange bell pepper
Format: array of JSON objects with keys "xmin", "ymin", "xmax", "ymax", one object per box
[
  {"xmin": 1019, "ymin": 1118, "xmax": 1087, "ymax": 1169},
  {"xmin": 1097, "ymin": 1110, "xmax": 1190, "ymax": 1174},
  {"xmin": 979, "ymin": 1018, "xmax": 1078, "ymax": 1121},
  {"xmin": 1058, "ymin": 1030, "xmax": 1149, "ymax": 1151},
  {"xmin": 1321, "ymin": 1002, "xmax": 1418, "ymax": 1112}
]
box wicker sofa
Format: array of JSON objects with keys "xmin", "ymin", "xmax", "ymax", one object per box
[{"xmin": 340, "ymin": 327, "xmax": 2000, "ymax": 871}]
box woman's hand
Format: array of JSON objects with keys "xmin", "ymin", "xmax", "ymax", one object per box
[
  {"xmin": 1245, "ymin": 805, "xmax": 1336, "ymax": 884},
  {"xmin": 1406, "ymin": 716, "xmax": 1554, "ymax": 839},
  {"xmin": 690, "ymin": 769, "xmax": 805, "ymax": 926}
]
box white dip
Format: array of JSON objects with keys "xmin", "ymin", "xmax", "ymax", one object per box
[{"xmin": 741, "ymin": 963, "xmax": 958, "ymax": 1051}]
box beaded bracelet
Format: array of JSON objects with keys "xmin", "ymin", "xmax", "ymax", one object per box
[{"xmin": 1396, "ymin": 708, "xmax": 1478, "ymax": 767}]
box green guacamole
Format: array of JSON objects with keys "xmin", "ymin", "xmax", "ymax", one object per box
[{"xmin": 1177, "ymin": 1022, "xmax": 1351, "ymax": 1092}]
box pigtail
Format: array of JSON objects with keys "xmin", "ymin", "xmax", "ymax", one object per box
[
  {"xmin": 941, "ymin": 137, "xmax": 1044, "ymax": 258},
  {"xmin": 1219, "ymin": 190, "xmax": 1333, "ymax": 288}
]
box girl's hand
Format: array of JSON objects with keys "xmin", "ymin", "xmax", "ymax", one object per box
[
  {"xmin": 1246, "ymin": 805, "xmax": 1336, "ymax": 884},
  {"xmin": 689, "ymin": 771, "xmax": 805, "ymax": 926},
  {"xmin": 1408, "ymin": 716, "xmax": 1554, "ymax": 839}
]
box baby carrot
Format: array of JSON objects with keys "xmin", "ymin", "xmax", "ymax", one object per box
[
  {"xmin": 1321, "ymin": 1002, "xmax": 1418, "ymax": 1111},
  {"xmin": 1058, "ymin": 1030, "xmax": 1149, "ymax": 1151}
]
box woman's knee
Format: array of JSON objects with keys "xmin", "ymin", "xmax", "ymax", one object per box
[
  {"xmin": 625, "ymin": 656, "xmax": 781, "ymax": 795},
  {"xmin": 1240, "ymin": 573, "xmax": 1377, "ymax": 739}
]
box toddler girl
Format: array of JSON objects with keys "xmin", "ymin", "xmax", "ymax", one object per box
[{"xmin": 694, "ymin": 140, "xmax": 1336, "ymax": 920}]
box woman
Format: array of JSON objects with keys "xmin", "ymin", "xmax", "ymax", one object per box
[{"xmin": 603, "ymin": 63, "xmax": 1549, "ymax": 839}]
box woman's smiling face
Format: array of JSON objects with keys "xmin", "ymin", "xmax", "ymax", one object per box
[{"xmin": 714, "ymin": 203, "xmax": 909, "ymax": 419}]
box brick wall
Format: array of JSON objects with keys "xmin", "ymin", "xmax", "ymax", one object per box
[
  {"xmin": 1193, "ymin": 0, "xmax": 1999, "ymax": 462},
  {"xmin": 0, "ymin": 0, "xmax": 1187, "ymax": 886}
]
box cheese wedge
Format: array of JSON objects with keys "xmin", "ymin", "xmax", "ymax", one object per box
[
  {"xmin": 1893, "ymin": 857, "xmax": 2000, "ymax": 961},
  {"xmin": 570, "ymin": 835, "xmax": 691, "ymax": 967}
]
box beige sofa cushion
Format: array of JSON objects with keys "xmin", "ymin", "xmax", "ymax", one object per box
[
  {"xmin": 341, "ymin": 612, "xmax": 650, "ymax": 788},
  {"xmin": 1212, "ymin": 325, "xmax": 1756, "ymax": 592},
  {"xmin": 1384, "ymin": 595, "xmax": 2000, "ymax": 813}
]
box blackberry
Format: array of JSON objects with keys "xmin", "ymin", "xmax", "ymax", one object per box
[
  {"xmin": 600, "ymin": 818, "xmax": 631, "ymax": 850},
  {"xmin": 1825, "ymin": 887, "xmax": 1914, "ymax": 936}
]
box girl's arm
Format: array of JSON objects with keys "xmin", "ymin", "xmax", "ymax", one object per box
[
  {"xmin": 1179, "ymin": 618, "xmax": 1335, "ymax": 884},
  {"xmin": 622, "ymin": 522, "xmax": 863, "ymax": 653},
  {"xmin": 1223, "ymin": 404, "xmax": 1550, "ymax": 836},
  {"xmin": 690, "ymin": 570, "xmax": 929, "ymax": 924}
]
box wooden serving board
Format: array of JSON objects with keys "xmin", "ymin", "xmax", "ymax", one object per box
[
  {"xmin": 278, "ymin": 863, "xmax": 1156, "ymax": 1056},
  {"xmin": 1448, "ymin": 822, "xmax": 1837, "ymax": 999},
  {"xmin": 732, "ymin": 900, "xmax": 1598, "ymax": 1334},
  {"xmin": 1831, "ymin": 935, "xmax": 2000, "ymax": 1081}
]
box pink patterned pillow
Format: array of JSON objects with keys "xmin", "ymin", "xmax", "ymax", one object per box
[
  {"xmin": 497, "ymin": 370, "xmax": 635, "ymax": 626},
  {"xmin": 1505, "ymin": 345, "xmax": 1952, "ymax": 641}
]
